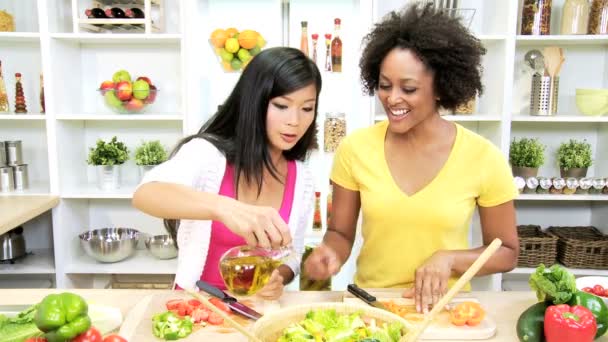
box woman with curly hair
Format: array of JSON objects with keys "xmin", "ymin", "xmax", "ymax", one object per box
[{"xmin": 305, "ymin": 3, "xmax": 518, "ymax": 312}]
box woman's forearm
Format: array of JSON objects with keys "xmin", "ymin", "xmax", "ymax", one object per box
[
  {"xmin": 323, "ymin": 228, "xmax": 355, "ymax": 267},
  {"xmin": 132, "ymin": 182, "xmax": 228, "ymax": 221},
  {"xmin": 443, "ymin": 245, "xmax": 518, "ymax": 277}
]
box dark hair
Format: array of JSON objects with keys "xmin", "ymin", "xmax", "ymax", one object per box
[
  {"xmin": 165, "ymin": 47, "xmax": 322, "ymax": 244},
  {"xmin": 359, "ymin": 3, "xmax": 486, "ymax": 111}
]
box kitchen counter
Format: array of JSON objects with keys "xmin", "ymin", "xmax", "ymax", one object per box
[
  {"xmin": 2, "ymin": 288, "xmax": 606, "ymax": 341},
  {"xmin": 0, "ymin": 195, "xmax": 59, "ymax": 235}
]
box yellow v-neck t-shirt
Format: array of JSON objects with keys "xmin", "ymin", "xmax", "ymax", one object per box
[{"xmin": 330, "ymin": 121, "xmax": 518, "ymax": 288}]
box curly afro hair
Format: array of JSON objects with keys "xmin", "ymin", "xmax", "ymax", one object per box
[{"xmin": 359, "ymin": 3, "xmax": 486, "ymax": 111}]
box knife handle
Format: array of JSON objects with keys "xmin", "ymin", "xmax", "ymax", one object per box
[
  {"xmin": 347, "ymin": 284, "xmax": 377, "ymax": 303},
  {"xmin": 196, "ymin": 280, "xmax": 227, "ymax": 299}
]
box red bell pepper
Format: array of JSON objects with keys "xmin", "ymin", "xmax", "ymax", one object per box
[{"xmin": 544, "ymin": 304, "xmax": 597, "ymax": 342}]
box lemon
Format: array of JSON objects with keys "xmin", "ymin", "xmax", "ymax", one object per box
[
  {"xmin": 225, "ymin": 38, "xmax": 240, "ymax": 53},
  {"xmin": 219, "ymin": 48, "xmax": 234, "ymax": 62},
  {"xmin": 256, "ymin": 35, "xmax": 266, "ymax": 48}
]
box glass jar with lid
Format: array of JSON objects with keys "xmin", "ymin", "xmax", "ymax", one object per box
[
  {"xmin": 521, "ymin": 0, "xmax": 553, "ymax": 35},
  {"xmin": 324, "ymin": 112, "xmax": 346, "ymax": 153},
  {"xmin": 589, "ymin": 0, "xmax": 608, "ymax": 34},
  {"xmin": 561, "ymin": 0, "xmax": 590, "ymax": 34}
]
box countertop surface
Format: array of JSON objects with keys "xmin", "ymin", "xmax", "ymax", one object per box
[
  {"xmin": 0, "ymin": 195, "xmax": 59, "ymax": 235},
  {"xmin": 2, "ymin": 288, "xmax": 605, "ymax": 341}
]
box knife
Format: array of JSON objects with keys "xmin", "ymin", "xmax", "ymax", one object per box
[
  {"xmin": 196, "ymin": 280, "xmax": 263, "ymax": 321},
  {"xmin": 347, "ymin": 284, "xmax": 388, "ymax": 311}
]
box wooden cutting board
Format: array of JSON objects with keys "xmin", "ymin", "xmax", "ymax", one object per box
[
  {"xmin": 121, "ymin": 292, "xmax": 265, "ymax": 341},
  {"xmin": 343, "ymin": 291, "xmax": 496, "ymax": 340}
]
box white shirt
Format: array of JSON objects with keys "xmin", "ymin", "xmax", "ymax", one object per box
[{"xmin": 137, "ymin": 138, "xmax": 315, "ymax": 289}]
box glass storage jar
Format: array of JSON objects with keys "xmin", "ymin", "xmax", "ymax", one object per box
[
  {"xmin": 589, "ymin": 0, "xmax": 608, "ymax": 34},
  {"xmin": 324, "ymin": 112, "xmax": 346, "ymax": 153},
  {"xmin": 521, "ymin": 0, "xmax": 552, "ymax": 35},
  {"xmin": 561, "ymin": 0, "xmax": 590, "ymax": 34}
]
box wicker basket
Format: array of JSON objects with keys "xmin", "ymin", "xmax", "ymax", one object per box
[
  {"xmin": 251, "ymin": 302, "xmax": 413, "ymax": 341},
  {"xmin": 546, "ymin": 226, "xmax": 608, "ymax": 269},
  {"xmin": 517, "ymin": 225, "xmax": 558, "ymax": 267}
]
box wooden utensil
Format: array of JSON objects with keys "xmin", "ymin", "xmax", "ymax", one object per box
[
  {"xmin": 185, "ymin": 288, "xmax": 263, "ymax": 342},
  {"xmin": 543, "ymin": 46, "xmax": 563, "ymax": 77},
  {"xmin": 401, "ymin": 238, "xmax": 503, "ymax": 342}
]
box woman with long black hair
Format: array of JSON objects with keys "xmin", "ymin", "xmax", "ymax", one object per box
[{"xmin": 133, "ymin": 47, "xmax": 321, "ymax": 299}]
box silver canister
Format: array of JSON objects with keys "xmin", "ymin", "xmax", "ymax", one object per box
[
  {"xmin": 0, "ymin": 141, "xmax": 6, "ymax": 166},
  {"xmin": 530, "ymin": 75, "xmax": 559, "ymax": 116},
  {"xmin": 0, "ymin": 166, "xmax": 14, "ymax": 192},
  {"xmin": 6, "ymin": 141, "xmax": 23, "ymax": 166},
  {"xmin": 13, "ymin": 164, "xmax": 28, "ymax": 191}
]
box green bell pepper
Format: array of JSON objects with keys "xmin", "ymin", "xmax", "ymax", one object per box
[
  {"xmin": 152, "ymin": 311, "xmax": 193, "ymax": 340},
  {"xmin": 568, "ymin": 290, "xmax": 608, "ymax": 339},
  {"xmin": 34, "ymin": 292, "xmax": 91, "ymax": 341}
]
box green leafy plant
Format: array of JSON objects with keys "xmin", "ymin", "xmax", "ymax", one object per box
[
  {"xmin": 87, "ymin": 136, "xmax": 129, "ymax": 166},
  {"xmin": 509, "ymin": 137, "xmax": 546, "ymax": 168},
  {"xmin": 134, "ymin": 140, "xmax": 168, "ymax": 166},
  {"xmin": 557, "ymin": 139, "xmax": 593, "ymax": 170}
]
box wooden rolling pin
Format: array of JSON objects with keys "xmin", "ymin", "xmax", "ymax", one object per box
[{"xmin": 402, "ymin": 238, "xmax": 503, "ymax": 342}]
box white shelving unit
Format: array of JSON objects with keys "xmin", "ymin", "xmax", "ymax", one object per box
[{"xmin": 1, "ymin": 0, "xmax": 607, "ymax": 291}]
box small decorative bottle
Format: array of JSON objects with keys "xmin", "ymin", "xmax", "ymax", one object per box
[
  {"xmin": 300, "ymin": 21, "xmax": 309, "ymax": 57},
  {"xmin": 40, "ymin": 73, "xmax": 45, "ymax": 114},
  {"xmin": 311, "ymin": 33, "xmax": 319, "ymax": 64},
  {"xmin": 331, "ymin": 18, "xmax": 342, "ymax": 72},
  {"xmin": 0, "ymin": 61, "xmax": 9, "ymax": 113},
  {"xmin": 327, "ymin": 182, "xmax": 333, "ymax": 228},
  {"xmin": 14, "ymin": 73, "xmax": 27, "ymax": 114},
  {"xmin": 324, "ymin": 33, "xmax": 332, "ymax": 72},
  {"xmin": 313, "ymin": 191, "xmax": 322, "ymax": 231}
]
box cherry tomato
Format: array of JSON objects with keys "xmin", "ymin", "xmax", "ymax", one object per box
[
  {"xmin": 165, "ymin": 299, "xmax": 183, "ymax": 311},
  {"xmin": 582, "ymin": 287, "xmax": 593, "ymax": 293},
  {"xmin": 593, "ymin": 284, "xmax": 605, "ymax": 296},
  {"xmin": 191, "ymin": 308, "xmax": 210, "ymax": 323},
  {"xmin": 102, "ymin": 335, "xmax": 128, "ymax": 342},
  {"xmin": 207, "ymin": 312, "xmax": 224, "ymax": 325},
  {"xmin": 73, "ymin": 327, "xmax": 103, "ymax": 342},
  {"xmin": 188, "ymin": 299, "xmax": 202, "ymax": 307}
]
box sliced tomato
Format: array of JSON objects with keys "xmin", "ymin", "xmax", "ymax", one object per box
[
  {"xmin": 177, "ymin": 301, "xmax": 188, "ymax": 316},
  {"xmin": 102, "ymin": 335, "xmax": 128, "ymax": 342},
  {"xmin": 188, "ymin": 299, "xmax": 202, "ymax": 307},
  {"xmin": 191, "ymin": 308, "xmax": 210, "ymax": 323},
  {"xmin": 166, "ymin": 299, "xmax": 183, "ymax": 311},
  {"xmin": 207, "ymin": 312, "xmax": 224, "ymax": 325},
  {"xmin": 582, "ymin": 287, "xmax": 593, "ymax": 293},
  {"xmin": 209, "ymin": 297, "xmax": 231, "ymax": 313}
]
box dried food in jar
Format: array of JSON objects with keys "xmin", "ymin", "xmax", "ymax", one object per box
[
  {"xmin": 589, "ymin": 177, "xmax": 606, "ymax": 194},
  {"xmin": 550, "ymin": 177, "xmax": 565, "ymax": 194},
  {"xmin": 561, "ymin": 0, "xmax": 590, "ymax": 35},
  {"xmin": 514, "ymin": 176, "xmax": 526, "ymax": 194},
  {"xmin": 521, "ymin": 0, "xmax": 552, "ymax": 35},
  {"xmin": 0, "ymin": 10, "xmax": 15, "ymax": 32},
  {"xmin": 563, "ymin": 177, "xmax": 579, "ymax": 195},
  {"xmin": 577, "ymin": 177, "xmax": 592, "ymax": 194},
  {"xmin": 454, "ymin": 98, "xmax": 476, "ymax": 115},
  {"xmin": 537, "ymin": 177, "xmax": 552, "ymax": 194},
  {"xmin": 324, "ymin": 112, "xmax": 346, "ymax": 152},
  {"xmin": 524, "ymin": 177, "xmax": 539, "ymax": 194},
  {"xmin": 588, "ymin": 0, "xmax": 608, "ymax": 34}
]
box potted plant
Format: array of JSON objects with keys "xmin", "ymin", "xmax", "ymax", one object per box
[
  {"xmin": 134, "ymin": 140, "xmax": 167, "ymax": 179},
  {"xmin": 87, "ymin": 136, "xmax": 129, "ymax": 190},
  {"xmin": 557, "ymin": 139, "xmax": 593, "ymax": 178},
  {"xmin": 509, "ymin": 137, "xmax": 546, "ymax": 178}
]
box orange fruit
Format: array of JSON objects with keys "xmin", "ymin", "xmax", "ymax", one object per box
[
  {"xmin": 222, "ymin": 61, "xmax": 232, "ymax": 72},
  {"xmin": 225, "ymin": 27, "xmax": 238, "ymax": 38},
  {"xmin": 238, "ymin": 30, "xmax": 259, "ymax": 49},
  {"xmin": 210, "ymin": 29, "xmax": 228, "ymax": 48}
]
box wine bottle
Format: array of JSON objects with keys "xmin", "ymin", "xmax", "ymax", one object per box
[
  {"xmin": 125, "ymin": 8, "xmax": 145, "ymax": 19},
  {"xmin": 105, "ymin": 7, "xmax": 126, "ymax": 18},
  {"xmin": 85, "ymin": 8, "xmax": 108, "ymax": 18}
]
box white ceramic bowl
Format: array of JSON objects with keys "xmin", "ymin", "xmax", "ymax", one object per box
[{"xmin": 576, "ymin": 276, "xmax": 608, "ymax": 305}]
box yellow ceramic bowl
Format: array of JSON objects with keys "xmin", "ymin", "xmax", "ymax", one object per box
[{"xmin": 576, "ymin": 89, "xmax": 608, "ymax": 116}]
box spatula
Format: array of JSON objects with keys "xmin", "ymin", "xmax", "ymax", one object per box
[
  {"xmin": 543, "ymin": 46, "xmax": 563, "ymax": 77},
  {"xmin": 401, "ymin": 238, "xmax": 503, "ymax": 342}
]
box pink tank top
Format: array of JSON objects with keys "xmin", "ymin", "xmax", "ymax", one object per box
[{"xmin": 199, "ymin": 161, "xmax": 297, "ymax": 289}]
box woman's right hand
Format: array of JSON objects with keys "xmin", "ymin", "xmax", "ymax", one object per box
[
  {"xmin": 303, "ymin": 243, "xmax": 341, "ymax": 280},
  {"xmin": 216, "ymin": 197, "xmax": 292, "ymax": 249}
]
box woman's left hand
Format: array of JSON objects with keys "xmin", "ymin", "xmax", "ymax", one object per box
[
  {"xmin": 402, "ymin": 251, "xmax": 454, "ymax": 313},
  {"xmin": 256, "ymin": 269, "xmax": 284, "ymax": 300}
]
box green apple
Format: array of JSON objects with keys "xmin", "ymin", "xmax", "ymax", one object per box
[
  {"xmin": 219, "ymin": 48, "xmax": 234, "ymax": 63},
  {"xmin": 104, "ymin": 90, "xmax": 123, "ymax": 110},
  {"xmin": 112, "ymin": 70, "xmax": 132, "ymax": 83},
  {"xmin": 237, "ymin": 48, "xmax": 252, "ymax": 63},
  {"xmin": 133, "ymin": 79, "xmax": 150, "ymax": 100},
  {"xmin": 230, "ymin": 59, "xmax": 243, "ymax": 71},
  {"xmin": 248, "ymin": 46, "xmax": 261, "ymax": 56}
]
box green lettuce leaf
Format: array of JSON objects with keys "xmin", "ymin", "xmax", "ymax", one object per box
[{"xmin": 529, "ymin": 264, "xmax": 577, "ymax": 304}]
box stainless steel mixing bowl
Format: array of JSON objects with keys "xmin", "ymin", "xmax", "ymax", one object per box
[
  {"xmin": 79, "ymin": 227, "xmax": 140, "ymax": 263},
  {"xmin": 145, "ymin": 234, "xmax": 177, "ymax": 260}
]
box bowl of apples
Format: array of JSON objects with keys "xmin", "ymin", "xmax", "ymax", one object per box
[{"xmin": 98, "ymin": 70, "xmax": 158, "ymax": 114}]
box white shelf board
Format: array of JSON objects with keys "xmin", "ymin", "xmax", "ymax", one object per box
[
  {"xmin": 0, "ymin": 32, "xmax": 40, "ymax": 42},
  {"xmin": 79, "ymin": 19, "xmax": 146, "ymax": 25},
  {"xmin": 516, "ymin": 35, "xmax": 608, "ymax": 46},
  {"xmin": 0, "ymin": 248, "xmax": 55, "ymax": 274},
  {"xmin": 508, "ymin": 265, "xmax": 608, "ymax": 276},
  {"xmin": 512, "ymin": 115, "xmax": 608, "ymax": 123},
  {"xmin": 0, "ymin": 181, "xmax": 51, "ymax": 197},
  {"xmin": 61, "ymin": 184, "xmax": 137, "ymax": 199},
  {"xmin": 374, "ymin": 114, "xmax": 502, "ymax": 122},
  {"xmin": 0, "ymin": 114, "xmax": 46, "ymax": 120},
  {"xmin": 50, "ymin": 33, "xmax": 182, "ymax": 44},
  {"xmin": 517, "ymin": 194, "xmax": 608, "ymax": 201},
  {"xmin": 65, "ymin": 249, "xmax": 177, "ymax": 274},
  {"xmin": 56, "ymin": 114, "xmax": 183, "ymax": 121}
]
